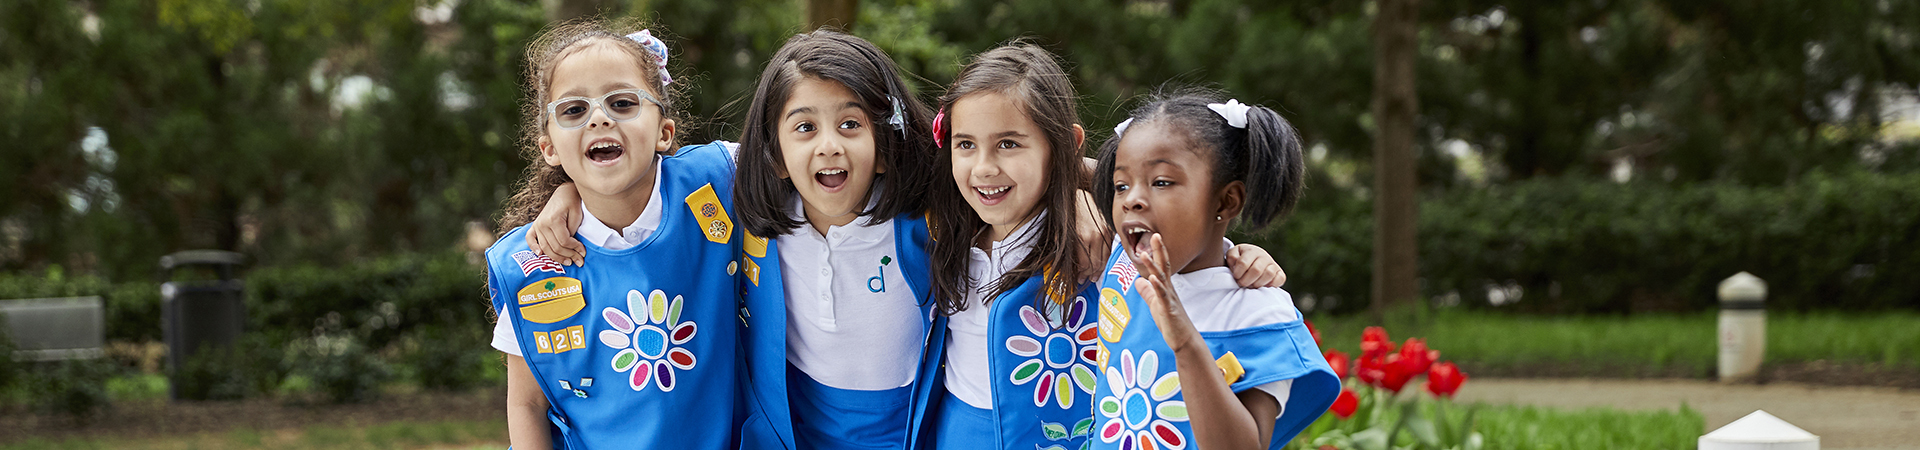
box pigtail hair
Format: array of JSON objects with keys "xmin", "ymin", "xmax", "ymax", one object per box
[{"xmin": 1236, "ymin": 105, "xmax": 1306, "ymax": 229}]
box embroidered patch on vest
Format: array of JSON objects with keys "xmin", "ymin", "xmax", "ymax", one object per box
[
  {"xmin": 1216, "ymin": 352, "xmax": 1245, "ymax": 384},
  {"xmin": 532, "ymin": 325, "xmax": 586, "ymax": 354},
  {"xmin": 599, "ymin": 289, "xmax": 699, "ymax": 392},
  {"xmin": 518, "ymin": 277, "xmax": 586, "ymax": 324},
  {"xmin": 684, "ymin": 183, "xmax": 733, "ymax": 244},
  {"xmin": 1098, "ymin": 288, "xmax": 1130, "ymax": 343}
]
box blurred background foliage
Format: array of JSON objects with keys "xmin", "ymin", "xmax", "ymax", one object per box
[{"xmin": 2, "ymin": 0, "xmax": 1918, "ymax": 315}]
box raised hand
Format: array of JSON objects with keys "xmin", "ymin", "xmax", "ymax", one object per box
[{"xmin": 1133, "ymin": 233, "xmax": 1205, "ymax": 353}]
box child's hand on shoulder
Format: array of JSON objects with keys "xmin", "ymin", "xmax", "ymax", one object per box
[
  {"xmin": 529, "ymin": 182, "xmax": 587, "ymax": 266},
  {"xmin": 1134, "ymin": 233, "xmax": 1206, "ymax": 353},
  {"xmin": 1225, "ymin": 244, "xmax": 1286, "ymax": 288}
]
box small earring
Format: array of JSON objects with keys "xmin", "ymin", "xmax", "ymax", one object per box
[{"xmin": 1215, "ymin": 215, "xmax": 1223, "ymax": 221}]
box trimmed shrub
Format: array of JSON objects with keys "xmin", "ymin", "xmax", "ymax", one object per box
[{"xmin": 1245, "ymin": 170, "xmax": 1920, "ymax": 314}]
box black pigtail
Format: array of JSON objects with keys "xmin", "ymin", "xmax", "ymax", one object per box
[{"xmin": 1235, "ymin": 105, "xmax": 1306, "ymax": 229}]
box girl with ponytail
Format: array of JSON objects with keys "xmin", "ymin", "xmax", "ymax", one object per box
[{"xmin": 1086, "ymin": 87, "xmax": 1337, "ymax": 450}]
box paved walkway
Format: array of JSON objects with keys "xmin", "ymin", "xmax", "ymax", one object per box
[{"xmin": 1454, "ymin": 378, "xmax": 1920, "ymax": 450}]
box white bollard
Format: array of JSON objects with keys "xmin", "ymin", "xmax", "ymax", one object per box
[
  {"xmin": 1699, "ymin": 410, "xmax": 1818, "ymax": 450},
  {"xmin": 1717, "ymin": 272, "xmax": 1767, "ymax": 382}
]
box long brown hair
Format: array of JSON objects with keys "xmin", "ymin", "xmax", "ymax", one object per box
[
  {"xmin": 928, "ymin": 44, "xmax": 1086, "ymax": 317},
  {"xmin": 497, "ymin": 18, "xmax": 680, "ymax": 233},
  {"xmin": 733, "ymin": 29, "xmax": 936, "ymax": 239}
]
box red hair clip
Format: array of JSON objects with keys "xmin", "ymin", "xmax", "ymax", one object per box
[{"xmin": 932, "ymin": 108, "xmax": 947, "ymax": 149}]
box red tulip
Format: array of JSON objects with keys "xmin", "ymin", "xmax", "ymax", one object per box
[
  {"xmin": 1360, "ymin": 327, "xmax": 1395, "ymax": 360},
  {"xmin": 1397, "ymin": 338, "xmax": 1438, "ymax": 373},
  {"xmin": 1325, "ymin": 350, "xmax": 1351, "ymax": 379},
  {"xmin": 1329, "ymin": 388, "xmax": 1360, "ymax": 419},
  {"xmin": 1426, "ymin": 361, "xmax": 1468, "ymax": 398},
  {"xmin": 1374, "ymin": 354, "xmax": 1417, "ymax": 394}
]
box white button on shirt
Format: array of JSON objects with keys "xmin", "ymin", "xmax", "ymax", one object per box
[
  {"xmin": 779, "ymin": 194, "xmax": 925, "ymax": 390},
  {"xmin": 490, "ymin": 156, "xmax": 664, "ymax": 356},
  {"xmin": 944, "ymin": 213, "xmax": 1045, "ymax": 409}
]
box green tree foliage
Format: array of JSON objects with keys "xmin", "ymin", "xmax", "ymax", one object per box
[{"xmin": 2, "ymin": 0, "xmax": 1916, "ymax": 302}]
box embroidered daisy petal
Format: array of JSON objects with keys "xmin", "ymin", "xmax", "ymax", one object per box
[
  {"xmin": 603, "ymin": 307, "xmax": 634, "ymax": 333},
  {"xmin": 1150, "ymin": 372, "xmax": 1181, "ymax": 401},
  {"xmin": 1105, "ymin": 365, "xmax": 1129, "ymax": 399},
  {"xmin": 1099, "ymin": 395, "xmax": 1123, "ymax": 418},
  {"xmin": 1076, "ymin": 323, "xmax": 1099, "ymax": 344},
  {"xmin": 671, "ymin": 322, "xmax": 697, "ymax": 344},
  {"xmin": 1034, "ymin": 371, "xmax": 1055, "ymax": 407},
  {"xmin": 1138, "ymin": 431, "xmax": 1158, "ymax": 450},
  {"xmin": 648, "ymin": 290, "xmax": 669, "ymax": 324},
  {"xmin": 1011, "ymin": 359, "xmax": 1045, "ymax": 385},
  {"xmin": 1072, "ymin": 364, "xmax": 1098, "ymax": 393},
  {"xmin": 1100, "ymin": 418, "xmax": 1127, "ymax": 442},
  {"xmin": 1006, "ymin": 335, "xmax": 1043, "ymax": 357},
  {"xmin": 630, "ymin": 360, "xmax": 652, "ymax": 391},
  {"xmin": 667, "ymin": 295, "xmax": 684, "ymax": 327},
  {"xmin": 1121, "ymin": 350, "xmax": 1137, "ymax": 386},
  {"xmin": 1020, "ymin": 306, "xmax": 1049, "ymax": 336},
  {"xmin": 1150, "ymin": 420, "xmax": 1186, "ymax": 450},
  {"xmin": 656, "ymin": 362, "xmax": 675, "ymax": 392},
  {"xmin": 1136, "ymin": 351, "xmax": 1158, "ymax": 390},
  {"xmin": 1067, "ymin": 296, "xmax": 1087, "ymax": 325},
  {"xmin": 668, "ymin": 347, "xmax": 696, "ymax": 369},
  {"xmin": 610, "ymin": 348, "xmax": 639, "ymax": 372},
  {"xmin": 1157, "ymin": 401, "xmax": 1189, "ymax": 421},
  {"xmin": 598, "ymin": 329, "xmax": 632, "ymax": 350},
  {"xmin": 1055, "ymin": 370, "xmax": 1076, "ymax": 408}
]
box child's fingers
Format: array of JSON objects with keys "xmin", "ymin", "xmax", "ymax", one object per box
[{"xmin": 1268, "ymin": 265, "xmax": 1287, "ymax": 288}]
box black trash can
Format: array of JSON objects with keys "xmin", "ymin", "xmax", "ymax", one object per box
[{"xmin": 159, "ymin": 250, "xmax": 246, "ymax": 400}]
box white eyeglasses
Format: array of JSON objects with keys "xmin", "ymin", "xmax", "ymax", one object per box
[{"xmin": 546, "ymin": 89, "xmax": 663, "ymax": 130}]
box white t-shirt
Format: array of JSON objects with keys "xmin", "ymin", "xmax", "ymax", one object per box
[
  {"xmin": 944, "ymin": 214, "xmax": 1045, "ymax": 409},
  {"xmin": 779, "ymin": 194, "xmax": 925, "ymax": 390},
  {"xmin": 1166, "ymin": 265, "xmax": 1299, "ymax": 418},
  {"xmin": 491, "ymin": 155, "xmax": 664, "ymax": 356}
]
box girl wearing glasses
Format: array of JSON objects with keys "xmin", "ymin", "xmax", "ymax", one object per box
[{"xmin": 487, "ymin": 19, "xmax": 743, "ymax": 450}]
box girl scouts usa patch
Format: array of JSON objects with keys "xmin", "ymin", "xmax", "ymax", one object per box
[{"xmin": 684, "ymin": 183, "xmax": 733, "ymax": 244}]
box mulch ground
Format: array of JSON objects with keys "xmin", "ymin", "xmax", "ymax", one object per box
[{"xmin": 0, "ymin": 388, "xmax": 504, "ymax": 445}]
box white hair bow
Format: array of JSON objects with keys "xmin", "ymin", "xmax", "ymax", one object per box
[
  {"xmin": 1113, "ymin": 118, "xmax": 1135, "ymax": 136},
  {"xmin": 1208, "ymin": 99, "xmax": 1251, "ymax": 128}
]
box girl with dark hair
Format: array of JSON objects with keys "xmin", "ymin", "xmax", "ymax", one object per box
[
  {"xmin": 523, "ymin": 29, "xmax": 943, "ymax": 450},
  {"xmin": 1088, "ymin": 88, "xmax": 1338, "ymax": 450}
]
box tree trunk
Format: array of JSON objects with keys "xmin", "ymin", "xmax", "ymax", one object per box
[
  {"xmin": 806, "ymin": 0, "xmax": 860, "ymax": 32},
  {"xmin": 1370, "ymin": 0, "xmax": 1421, "ymax": 319}
]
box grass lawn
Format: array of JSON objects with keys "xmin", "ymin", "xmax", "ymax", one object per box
[
  {"xmin": 0, "ymin": 419, "xmax": 506, "ymax": 450},
  {"xmin": 1310, "ymin": 309, "xmax": 1920, "ymax": 378}
]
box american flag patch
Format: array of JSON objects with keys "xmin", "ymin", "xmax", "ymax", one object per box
[
  {"xmin": 1108, "ymin": 257, "xmax": 1139, "ymax": 294},
  {"xmin": 512, "ymin": 250, "xmax": 565, "ymax": 276}
]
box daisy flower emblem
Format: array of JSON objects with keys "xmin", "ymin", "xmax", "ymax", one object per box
[
  {"xmin": 1098, "ymin": 349, "xmax": 1189, "ymax": 450},
  {"xmin": 598, "ymin": 289, "xmax": 697, "ymax": 392},
  {"xmin": 1006, "ymin": 295, "xmax": 1099, "ymax": 409}
]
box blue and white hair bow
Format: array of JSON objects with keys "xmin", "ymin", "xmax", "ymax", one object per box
[{"xmin": 626, "ymin": 30, "xmax": 673, "ymax": 85}]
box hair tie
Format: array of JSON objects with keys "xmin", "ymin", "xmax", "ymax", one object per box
[
  {"xmin": 1113, "ymin": 118, "xmax": 1134, "ymax": 137},
  {"xmin": 1208, "ymin": 99, "xmax": 1251, "ymax": 128},
  {"xmin": 932, "ymin": 108, "xmax": 947, "ymax": 149},
  {"xmin": 626, "ymin": 30, "xmax": 673, "ymax": 85},
  {"xmin": 886, "ymin": 95, "xmax": 907, "ymax": 133}
]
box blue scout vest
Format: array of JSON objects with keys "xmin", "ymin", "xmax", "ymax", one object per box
[
  {"xmin": 909, "ymin": 273, "xmax": 1103, "ymax": 450},
  {"xmin": 736, "ymin": 213, "xmax": 938, "ymax": 450},
  {"xmin": 1089, "ymin": 248, "xmax": 1339, "ymax": 450},
  {"xmin": 486, "ymin": 141, "xmax": 742, "ymax": 450}
]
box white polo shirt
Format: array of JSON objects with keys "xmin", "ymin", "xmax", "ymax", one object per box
[
  {"xmin": 780, "ymin": 193, "xmax": 925, "ymax": 390},
  {"xmin": 1168, "ymin": 265, "xmax": 1297, "ymax": 417},
  {"xmin": 491, "ymin": 155, "xmax": 664, "ymax": 356},
  {"xmin": 944, "ymin": 213, "xmax": 1045, "ymax": 408}
]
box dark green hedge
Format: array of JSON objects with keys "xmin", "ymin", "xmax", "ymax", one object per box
[{"xmin": 1245, "ymin": 170, "xmax": 1920, "ymax": 314}]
